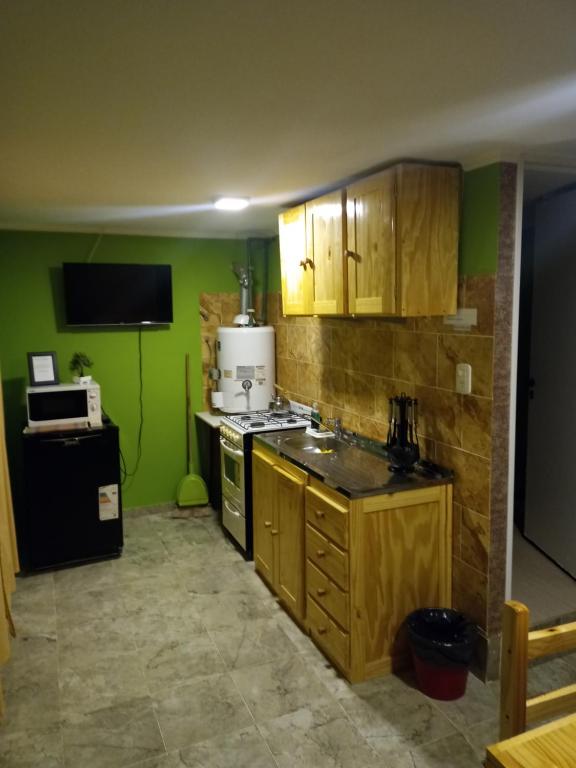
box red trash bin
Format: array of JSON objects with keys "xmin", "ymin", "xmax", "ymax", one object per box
[{"xmin": 407, "ymin": 609, "xmax": 476, "ymax": 701}]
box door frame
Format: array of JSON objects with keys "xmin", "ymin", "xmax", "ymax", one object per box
[{"xmin": 505, "ymin": 160, "xmax": 525, "ymax": 600}]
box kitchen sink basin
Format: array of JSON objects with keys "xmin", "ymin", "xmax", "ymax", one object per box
[{"xmin": 283, "ymin": 435, "xmax": 346, "ymax": 455}]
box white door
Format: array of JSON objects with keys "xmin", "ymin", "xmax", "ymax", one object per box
[{"xmin": 524, "ymin": 186, "xmax": 576, "ymax": 577}]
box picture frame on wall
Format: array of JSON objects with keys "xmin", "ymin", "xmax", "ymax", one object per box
[{"xmin": 27, "ymin": 352, "xmax": 59, "ymax": 386}]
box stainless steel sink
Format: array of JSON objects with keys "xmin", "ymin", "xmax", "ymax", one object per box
[{"xmin": 283, "ymin": 435, "xmax": 346, "ymax": 454}]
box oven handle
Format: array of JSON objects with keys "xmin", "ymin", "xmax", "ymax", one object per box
[
  {"xmin": 220, "ymin": 437, "xmax": 244, "ymax": 458},
  {"xmin": 223, "ymin": 497, "xmax": 243, "ymax": 518}
]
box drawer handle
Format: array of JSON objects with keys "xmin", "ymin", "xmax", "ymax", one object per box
[
  {"xmin": 316, "ymin": 549, "xmax": 326, "ymax": 558},
  {"xmin": 314, "ymin": 510, "xmax": 325, "ymax": 519},
  {"xmin": 264, "ymin": 521, "xmax": 272, "ymax": 527},
  {"xmin": 317, "ymin": 626, "xmax": 328, "ymax": 635},
  {"xmin": 271, "ymin": 529, "xmax": 279, "ymax": 536},
  {"xmin": 317, "ymin": 588, "xmax": 327, "ymax": 596}
]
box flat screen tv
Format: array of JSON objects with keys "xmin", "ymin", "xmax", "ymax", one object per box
[{"xmin": 63, "ymin": 263, "xmax": 173, "ymax": 326}]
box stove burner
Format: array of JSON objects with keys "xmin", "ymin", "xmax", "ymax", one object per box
[{"xmin": 224, "ymin": 409, "xmax": 310, "ymax": 434}]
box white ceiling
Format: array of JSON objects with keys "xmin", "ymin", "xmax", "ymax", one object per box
[{"xmin": 2, "ymin": 0, "xmax": 576, "ymax": 239}]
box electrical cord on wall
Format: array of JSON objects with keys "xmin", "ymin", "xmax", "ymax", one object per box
[
  {"xmin": 121, "ymin": 327, "xmax": 144, "ymax": 486},
  {"xmin": 103, "ymin": 328, "xmax": 144, "ymax": 487}
]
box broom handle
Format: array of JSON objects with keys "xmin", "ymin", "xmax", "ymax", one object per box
[{"xmin": 185, "ymin": 352, "xmax": 191, "ymax": 469}]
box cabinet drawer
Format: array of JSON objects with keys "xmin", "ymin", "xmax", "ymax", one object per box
[
  {"xmin": 306, "ymin": 524, "xmax": 348, "ymax": 591},
  {"xmin": 307, "ymin": 595, "xmax": 349, "ymax": 671},
  {"xmin": 307, "ymin": 559, "xmax": 349, "ymax": 630},
  {"xmin": 306, "ymin": 486, "xmax": 348, "ymax": 549}
]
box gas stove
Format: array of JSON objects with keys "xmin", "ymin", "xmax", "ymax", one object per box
[
  {"xmin": 219, "ymin": 409, "xmax": 310, "ymax": 560},
  {"xmin": 222, "ymin": 410, "xmax": 310, "ymax": 434}
]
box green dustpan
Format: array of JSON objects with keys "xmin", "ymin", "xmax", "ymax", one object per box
[
  {"xmin": 176, "ymin": 470, "xmax": 208, "ymax": 507},
  {"xmin": 176, "ymin": 353, "xmax": 209, "ymax": 508}
]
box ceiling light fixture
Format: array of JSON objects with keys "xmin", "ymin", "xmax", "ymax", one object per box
[{"xmin": 214, "ymin": 197, "xmax": 250, "ymax": 211}]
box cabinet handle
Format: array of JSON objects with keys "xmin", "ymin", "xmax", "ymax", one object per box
[
  {"xmin": 317, "ymin": 626, "xmax": 327, "ymax": 635},
  {"xmin": 264, "ymin": 521, "xmax": 272, "ymax": 527},
  {"xmin": 346, "ymin": 249, "xmax": 360, "ymax": 262},
  {"xmin": 317, "ymin": 588, "xmax": 327, "ymax": 596},
  {"xmin": 271, "ymin": 529, "xmax": 279, "ymax": 536},
  {"xmin": 316, "ymin": 549, "xmax": 326, "ymax": 558},
  {"xmin": 299, "ymin": 258, "xmax": 314, "ymax": 271},
  {"xmin": 314, "ymin": 510, "xmax": 325, "ymax": 519}
]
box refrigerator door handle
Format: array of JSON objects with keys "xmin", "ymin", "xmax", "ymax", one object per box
[{"xmin": 40, "ymin": 433, "xmax": 103, "ymax": 445}]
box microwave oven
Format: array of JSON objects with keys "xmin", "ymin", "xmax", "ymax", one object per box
[{"xmin": 26, "ymin": 382, "xmax": 102, "ymax": 429}]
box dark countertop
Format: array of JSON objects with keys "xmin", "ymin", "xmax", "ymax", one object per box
[{"xmin": 254, "ymin": 429, "xmax": 452, "ymax": 499}]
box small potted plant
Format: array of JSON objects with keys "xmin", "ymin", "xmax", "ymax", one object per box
[{"xmin": 69, "ymin": 352, "xmax": 94, "ymax": 384}]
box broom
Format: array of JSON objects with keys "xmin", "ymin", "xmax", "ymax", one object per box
[{"xmin": 175, "ymin": 353, "xmax": 209, "ymax": 508}]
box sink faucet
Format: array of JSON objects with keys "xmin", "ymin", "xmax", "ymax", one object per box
[{"xmin": 325, "ymin": 417, "xmax": 342, "ymax": 438}]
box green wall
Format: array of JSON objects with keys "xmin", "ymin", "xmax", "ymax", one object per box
[
  {"xmin": 459, "ymin": 163, "xmax": 501, "ymax": 276},
  {"xmin": 0, "ymin": 231, "xmax": 271, "ymax": 509}
]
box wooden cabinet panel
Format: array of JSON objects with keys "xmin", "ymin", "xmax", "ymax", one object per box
[
  {"xmin": 306, "ymin": 190, "xmax": 346, "ymax": 315},
  {"xmin": 305, "ymin": 486, "xmax": 348, "ymax": 549},
  {"xmin": 278, "ymin": 205, "xmax": 313, "ymax": 315},
  {"xmin": 307, "ymin": 595, "xmax": 350, "ymax": 671},
  {"xmin": 275, "ymin": 465, "xmax": 306, "ymax": 620},
  {"xmin": 307, "ymin": 559, "xmax": 349, "ymax": 630},
  {"xmin": 306, "ymin": 523, "xmax": 348, "ymax": 591},
  {"xmin": 346, "ymin": 169, "xmax": 396, "ymax": 315},
  {"xmin": 252, "ymin": 449, "xmax": 277, "ymax": 587},
  {"xmin": 396, "ymin": 164, "xmax": 459, "ymax": 317},
  {"xmin": 252, "ymin": 447, "xmax": 308, "ymax": 623},
  {"xmin": 349, "ymin": 486, "xmax": 452, "ymax": 680}
]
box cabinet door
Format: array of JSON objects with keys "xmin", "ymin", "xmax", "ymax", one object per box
[
  {"xmin": 306, "ymin": 190, "xmax": 346, "ymax": 315},
  {"xmin": 350, "ymin": 486, "xmax": 451, "ymax": 680},
  {"xmin": 346, "ymin": 169, "xmax": 396, "ymax": 315},
  {"xmin": 396, "ymin": 163, "xmax": 460, "ymax": 317},
  {"xmin": 278, "ymin": 205, "xmax": 313, "ymax": 315},
  {"xmin": 274, "ymin": 465, "xmax": 306, "ymax": 620},
  {"xmin": 252, "ymin": 449, "xmax": 277, "ymax": 587}
]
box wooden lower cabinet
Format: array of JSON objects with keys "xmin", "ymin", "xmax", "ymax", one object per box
[
  {"xmin": 305, "ymin": 478, "xmax": 453, "ymax": 683},
  {"xmin": 252, "ymin": 445, "xmax": 453, "ymax": 684},
  {"xmin": 252, "ymin": 447, "xmax": 307, "ymax": 622}
]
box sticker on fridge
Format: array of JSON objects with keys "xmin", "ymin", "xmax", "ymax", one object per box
[{"xmin": 98, "ymin": 484, "xmax": 119, "ymax": 521}]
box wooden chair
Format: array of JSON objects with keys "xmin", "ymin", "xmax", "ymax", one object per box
[{"xmin": 499, "ymin": 600, "xmax": 576, "ymax": 739}]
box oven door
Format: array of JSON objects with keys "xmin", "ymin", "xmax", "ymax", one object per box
[{"xmin": 220, "ymin": 436, "xmax": 244, "ymax": 511}]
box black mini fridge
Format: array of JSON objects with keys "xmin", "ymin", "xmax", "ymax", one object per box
[{"xmin": 20, "ymin": 423, "xmax": 123, "ymax": 570}]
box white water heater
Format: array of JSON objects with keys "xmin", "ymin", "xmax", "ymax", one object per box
[{"xmin": 212, "ymin": 326, "xmax": 275, "ymax": 413}]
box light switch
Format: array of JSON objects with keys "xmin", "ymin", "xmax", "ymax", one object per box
[{"xmin": 456, "ymin": 363, "xmax": 472, "ymax": 394}]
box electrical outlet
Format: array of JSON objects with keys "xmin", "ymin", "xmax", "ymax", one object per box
[{"xmin": 456, "ymin": 363, "xmax": 472, "ymax": 394}]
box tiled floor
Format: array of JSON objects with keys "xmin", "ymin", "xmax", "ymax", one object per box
[
  {"xmin": 512, "ymin": 527, "xmax": 576, "ymax": 626},
  {"xmin": 0, "ymin": 507, "xmax": 572, "ymax": 768}
]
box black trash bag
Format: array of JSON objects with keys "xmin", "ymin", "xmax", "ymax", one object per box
[{"xmin": 407, "ymin": 609, "xmax": 476, "ymax": 668}]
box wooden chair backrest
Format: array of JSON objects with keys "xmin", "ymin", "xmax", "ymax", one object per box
[{"xmin": 500, "ymin": 600, "xmax": 576, "ymax": 739}]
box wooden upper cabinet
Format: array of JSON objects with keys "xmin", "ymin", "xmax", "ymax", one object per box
[
  {"xmin": 306, "ymin": 190, "xmax": 346, "ymax": 316},
  {"xmin": 346, "ymin": 169, "xmax": 396, "ymax": 315},
  {"xmin": 278, "ymin": 205, "xmax": 313, "ymax": 315},
  {"xmin": 278, "ymin": 162, "xmax": 460, "ymax": 318},
  {"xmin": 396, "ymin": 163, "xmax": 460, "ymax": 317}
]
